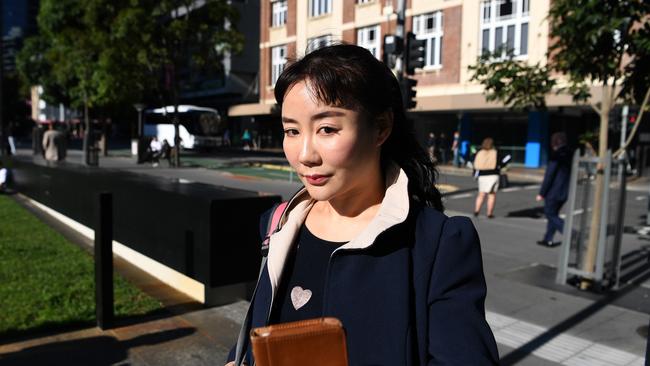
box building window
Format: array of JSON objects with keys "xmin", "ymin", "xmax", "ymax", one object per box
[
  {"xmin": 480, "ymin": 0, "xmax": 529, "ymax": 58},
  {"xmin": 307, "ymin": 34, "xmax": 333, "ymax": 53},
  {"xmin": 271, "ymin": 45, "xmax": 287, "ymax": 86},
  {"xmin": 271, "ymin": 1, "xmax": 288, "ymax": 27},
  {"xmin": 357, "ymin": 25, "xmax": 381, "ymax": 59},
  {"xmin": 413, "ymin": 11, "xmax": 443, "ymax": 68},
  {"xmin": 357, "ymin": 0, "xmax": 374, "ymax": 4},
  {"xmin": 309, "ymin": 0, "xmax": 332, "ymax": 17}
]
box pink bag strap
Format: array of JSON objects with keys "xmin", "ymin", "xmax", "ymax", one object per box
[{"xmin": 261, "ymin": 201, "xmax": 288, "ymax": 257}]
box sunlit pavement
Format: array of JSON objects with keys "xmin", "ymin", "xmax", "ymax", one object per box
[{"xmin": 2, "ymin": 148, "xmax": 648, "ymax": 365}]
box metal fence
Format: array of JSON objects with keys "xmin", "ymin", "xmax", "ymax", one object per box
[{"xmin": 556, "ymin": 150, "xmax": 626, "ymax": 290}]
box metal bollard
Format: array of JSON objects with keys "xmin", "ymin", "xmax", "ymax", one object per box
[{"xmin": 95, "ymin": 192, "xmax": 114, "ymax": 330}]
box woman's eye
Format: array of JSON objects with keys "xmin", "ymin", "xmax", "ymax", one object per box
[
  {"xmin": 319, "ymin": 126, "xmax": 338, "ymax": 135},
  {"xmin": 284, "ymin": 129, "xmax": 299, "ymax": 137}
]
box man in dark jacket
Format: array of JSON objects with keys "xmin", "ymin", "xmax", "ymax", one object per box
[{"xmin": 537, "ymin": 132, "xmax": 572, "ymax": 247}]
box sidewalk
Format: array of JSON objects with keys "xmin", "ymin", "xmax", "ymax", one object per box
[{"xmin": 1, "ymin": 150, "xmax": 648, "ymax": 365}]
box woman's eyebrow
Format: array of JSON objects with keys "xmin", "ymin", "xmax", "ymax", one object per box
[
  {"xmin": 310, "ymin": 110, "xmax": 345, "ymax": 121},
  {"xmin": 282, "ymin": 110, "xmax": 346, "ymax": 124}
]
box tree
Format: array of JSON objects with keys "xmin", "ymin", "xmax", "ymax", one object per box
[
  {"xmin": 469, "ymin": 50, "xmax": 558, "ymax": 111},
  {"xmin": 17, "ymin": 0, "xmax": 244, "ymax": 166},
  {"xmin": 143, "ymin": 0, "xmax": 244, "ymax": 166},
  {"xmin": 470, "ymin": 0, "xmax": 650, "ymax": 289}
]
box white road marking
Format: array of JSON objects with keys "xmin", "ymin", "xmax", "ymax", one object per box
[
  {"xmin": 447, "ymin": 193, "xmax": 473, "ymax": 199},
  {"xmin": 501, "ymin": 187, "xmax": 521, "ymax": 193},
  {"xmin": 486, "ymin": 311, "xmax": 644, "ymax": 365},
  {"xmin": 560, "ymin": 209, "xmax": 584, "ymax": 219},
  {"xmin": 635, "ymin": 196, "xmax": 647, "ymax": 201}
]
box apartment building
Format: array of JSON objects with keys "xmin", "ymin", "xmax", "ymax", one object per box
[{"xmin": 228, "ymin": 0, "xmax": 601, "ymax": 167}]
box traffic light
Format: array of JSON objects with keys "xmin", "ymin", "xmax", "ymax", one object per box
[
  {"xmin": 383, "ymin": 34, "xmax": 403, "ymax": 56},
  {"xmin": 405, "ymin": 32, "xmax": 425, "ymax": 75},
  {"xmin": 400, "ymin": 77, "xmax": 418, "ymax": 110}
]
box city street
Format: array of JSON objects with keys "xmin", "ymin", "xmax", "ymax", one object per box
[{"xmin": 1, "ymin": 149, "xmax": 647, "ymax": 365}]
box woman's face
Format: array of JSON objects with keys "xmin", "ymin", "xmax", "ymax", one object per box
[{"xmin": 281, "ymin": 81, "xmax": 385, "ymax": 202}]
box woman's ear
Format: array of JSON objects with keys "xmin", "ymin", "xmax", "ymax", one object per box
[{"xmin": 376, "ymin": 110, "xmax": 393, "ymax": 147}]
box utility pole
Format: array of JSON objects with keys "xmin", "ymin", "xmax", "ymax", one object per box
[
  {"xmin": 620, "ymin": 105, "xmax": 629, "ymax": 157},
  {"xmin": 395, "ymin": 0, "xmax": 406, "ymax": 78}
]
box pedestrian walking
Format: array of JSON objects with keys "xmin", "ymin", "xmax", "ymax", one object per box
[
  {"xmin": 242, "ymin": 129, "xmax": 252, "ymax": 150},
  {"xmin": 426, "ymin": 132, "xmax": 436, "ymax": 162},
  {"xmin": 223, "ymin": 128, "xmax": 231, "ymax": 147},
  {"xmin": 0, "ymin": 161, "xmax": 7, "ymax": 193},
  {"xmin": 452, "ymin": 130, "xmax": 461, "ymax": 167},
  {"xmin": 536, "ymin": 132, "xmax": 571, "ymax": 247},
  {"xmin": 438, "ymin": 132, "xmax": 449, "ymax": 164},
  {"xmin": 473, "ymin": 137, "xmax": 499, "ymax": 218},
  {"xmin": 149, "ymin": 137, "xmax": 162, "ymax": 167},
  {"xmin": 227, "ymin": 44, "xmax": 498, "ymax": 366},
  {"xmin": 42, "ymin": 123, "xmax": 66, "ymax": 162}
]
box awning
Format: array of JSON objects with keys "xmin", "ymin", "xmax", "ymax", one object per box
[{"xmin": 228, "ymin": 103, "xmax": 276, "ymax": 117}]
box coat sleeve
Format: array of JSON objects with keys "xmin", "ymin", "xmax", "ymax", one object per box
[
  {"xmin": 539, "ymin": 159, "xmax": 558, "ymax": 197},
  {"xmin": 427, "ymin": 216, "xmax": 499, "ymax": 365}
]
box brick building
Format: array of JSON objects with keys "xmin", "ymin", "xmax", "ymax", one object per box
[{"xmin": 228, "ymin": 0, "xmax": 602, "ymax": 168}]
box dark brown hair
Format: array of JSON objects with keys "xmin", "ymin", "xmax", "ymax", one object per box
[
  {"xmin": 481, "ymin": 137, "xmax": 494, "ymax": 150},
  {"xmin": 274, "ymin": 44, "xmax": 443, "ymax": 211}
]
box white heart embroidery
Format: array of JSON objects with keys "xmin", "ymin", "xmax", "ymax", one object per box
[{"xmin": 290, "ymin": 286, "xmax": 312, "ymax": 310}]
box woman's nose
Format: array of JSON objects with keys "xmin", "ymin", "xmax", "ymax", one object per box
[{"xmin": 298, "ymin": 136, "xmax": 321, "ymax": 167}]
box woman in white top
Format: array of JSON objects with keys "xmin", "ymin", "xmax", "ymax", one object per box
[{"xmin": 473, "ymin": 137, "xmax": 499, "ymax": 218}]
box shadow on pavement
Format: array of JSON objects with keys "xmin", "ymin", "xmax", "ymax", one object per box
[
  {"xmin": 0, "ymin": 327, "xmax": 195, "ymax": 366},
  {"xmin": 0, "ymin": 303, "xmax": 202, "ymax": 347},
  {"xmin": 0, "ymin": 328, "xmax": 196, "ymax": 366},
  {"xmin": 505, "ymin": 206, "xmax": 545, "ymax": 219},
  {"xmin": 500, "ymin": 270, "xmax": 650, "ymax": 365}
]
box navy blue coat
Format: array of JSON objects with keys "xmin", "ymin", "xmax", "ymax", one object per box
[
  {"xmin": 229, "ymin": 204, "xmax": 499, "ymax": 365},
  {"xmin": 540, "ymin": 146, "xmax": 572, "ymax": 202}
]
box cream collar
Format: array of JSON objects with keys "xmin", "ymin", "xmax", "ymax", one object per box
[{"xmin": 266, "ymin": 163, "xmax": 410, "ymax": 291}]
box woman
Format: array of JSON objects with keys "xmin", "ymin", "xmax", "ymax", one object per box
[
  {"xmin": 227, "ymin": 44, "xmax": 498, "ymax": 365},
  {"xmin": 473, "ymin": 137, "xmax": 499, "ymax": 218}
]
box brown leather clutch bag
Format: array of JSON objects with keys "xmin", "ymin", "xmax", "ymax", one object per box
[{"xmin": 250, "ymin": 317, "xmax": 348, "ymax": 366}]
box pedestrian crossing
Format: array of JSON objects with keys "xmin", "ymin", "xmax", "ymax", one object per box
[
  {"xmin": 444, "ymin": 184, "xmax": 541, "ymax": 200},
  {"xmin": 486, "ymin": 311, "xmax": 645, "ymax": 366}
]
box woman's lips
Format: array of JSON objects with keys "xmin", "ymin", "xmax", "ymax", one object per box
[{"xmin": 303, "ymin": 174, "xmax": 331, "ymax": 186}]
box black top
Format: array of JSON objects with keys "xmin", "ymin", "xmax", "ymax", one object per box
[{"xmin": 270, "ymin": 224, "xmax": 346, "ymax": 324}]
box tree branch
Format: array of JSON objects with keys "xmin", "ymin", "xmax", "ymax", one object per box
[{"xmin": 590, "ymin": 102, "xmax": 602, "ymax": 116}]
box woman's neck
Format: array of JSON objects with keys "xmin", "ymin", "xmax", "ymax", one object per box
[{"xmin": 306, "ymin": 167, "xmax": 386, "ymax": 242}]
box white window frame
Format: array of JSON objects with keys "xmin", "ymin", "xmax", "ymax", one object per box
[
  {"xmin": 306, "ymin": 34, "xmax": 333, "ymax": 53},
  {"xmin": 271, "ymin": 1, "xmax": 288, "ymax": 28},
  {"xmin": 309, "ymin": 0, "xmax": 332, "ymax": 18},
  {"xmin": 357, "ymin": 25, "xmax": 381, "ymax": 60},
  {"xmin": 413, "ymin": 11, "xmax": 444, "ymax": 69},
  {"xmin": 480, "ymin": 0, "xmax": 530, "ymax": 59},
  {"xmin": 271, "ymin": 45, "xmax": 287, "ymax": 86}
]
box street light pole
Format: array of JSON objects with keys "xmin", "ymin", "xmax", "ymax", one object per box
[{"xmin": 133, "ymin": 103, "xmax": 145, "ymax": 163}]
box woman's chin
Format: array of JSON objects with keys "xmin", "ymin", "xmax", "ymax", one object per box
[{"xmin": 303, "ymin": 185, "xmax": 337, "ymax": 202}]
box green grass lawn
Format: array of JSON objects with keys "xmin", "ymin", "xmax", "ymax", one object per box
[{"xmin": 0, "ymin": 195, "xmax": 162, "ymax": 337}]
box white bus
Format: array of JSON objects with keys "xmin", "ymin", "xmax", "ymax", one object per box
[{"xmin": 143, "ymin": 105, "xmax": 223, "ymax": 150}]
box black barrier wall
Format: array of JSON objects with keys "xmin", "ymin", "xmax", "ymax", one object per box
[{"xmin": 12, "ymin": 158, "xmax": 281, "ymax": 304}]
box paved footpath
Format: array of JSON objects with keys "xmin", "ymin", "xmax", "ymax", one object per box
[{"xmin": 1, "ymin": 150, "xmax": 648, "ymax": 365}]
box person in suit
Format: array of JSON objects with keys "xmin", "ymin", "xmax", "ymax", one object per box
[
  {"xmin": 537, "ymin": 132, "xmax": 572, "ymax": 247},
  {"xmin": 226, "ymin": 44, "xmax": 498, "ymax": 366}
]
